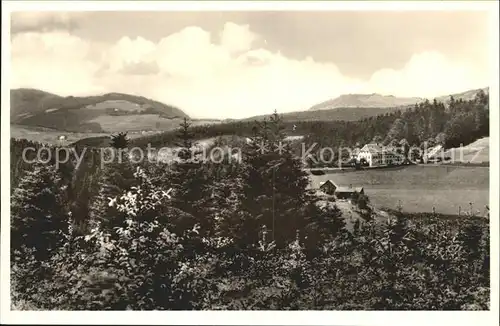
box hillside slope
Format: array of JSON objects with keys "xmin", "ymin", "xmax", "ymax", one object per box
[
  {"xmin": 10, "ymin": 88, "xmax": 189, "ymax": 132},
  {"xmin": 434, "ymin": 87, "xmax": 489, "ymax": 104},
  {"xmin": 10, "ymin": 88, "xmax": 64, "ymax": 118},
  {"xmin": 242, "ymin": 105, "xmax": 405, "ymax": 122},
  {"xmin": 444, "ymin": 137, "xmax": 490, "ymax": 163}
]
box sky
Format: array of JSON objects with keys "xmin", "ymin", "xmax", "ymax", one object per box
[{"xmin": 10, "ymin": 11, "xmax": 491, "ymax": 119}]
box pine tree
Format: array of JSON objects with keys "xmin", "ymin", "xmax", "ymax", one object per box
[
  {"xmin": 11, "ymin": 162, "xmax": 67, "ymax": 261},
  {"xmin": 177, "ymin": 118, "xmax": 195, "ymax": 156},
  {"xmin": 88, "ymin": 132, "xmax": 135, "ymax": 231},
  {"xmin": 239, "ymin": 111, "xmax": 338, "ymax": 248},
  {"xmin": 205, "ymin": 162, "xmax": 247, "ymax": 240},
  {"xmin": 169, "ymin": 118, "xmax": 214, "ymax": 236},
  {"xmin": 89, "ymin": 148, "xmax": 137, "ymax": 231},
  {"xmin": 110, "ymin": 132, "xmax": 129, "ymax": 149}
]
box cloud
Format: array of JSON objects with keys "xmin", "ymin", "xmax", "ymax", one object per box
[
  {"xmin": 10, "ymin": 31, "xmax": 105, "ymax": 96},
  {"xmin": 10, "ymin": 22, "xmax": 489, "ymax": 119},
  {"xmin": 367, "ymin": 51, "xmax": 488, "ymax": 98},
  {"xmin": 219, "ymin": 22, "xmax": 257, "ymax": 53},
  {"xmin": 11, "ymin": 12, "xmax": 85, "ymax": 34}
]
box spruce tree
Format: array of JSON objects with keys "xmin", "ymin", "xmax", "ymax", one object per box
[
  {"xmin": 11, "ymin": 161, "xmax": 67, "ymax": 261},
  {"xmin": 170, "ymin": 118, "xmax": 214, "ymax": 236},
  {"xmin": 89, "ymin": 135, "xmax": 137, "ymax": 231},
  {"xmin": 110, "ymin": 132, "xmax": 129, "ymax": 149},
  {"xmin": 239, "ymin": 110, "xmax": 339, "ymax": 248}
]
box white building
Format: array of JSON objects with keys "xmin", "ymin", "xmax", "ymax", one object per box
[{"xmin": 357, "ymin": 143, "xmax": 404, "ymax": 167}]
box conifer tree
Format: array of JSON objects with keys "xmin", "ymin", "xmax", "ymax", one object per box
[
  {"xmin": 11, "ymin": 162, "xmax": 67, "ymax": 261},
  {"xmin": 169, "ymin": 118, "xmax": 214, "ymax": 235},
  {"xmin": 89, "ymin": 134, "xmax": 136, "ymax": 231},
  {"xmin": 110, "ymin": 132, "xmax": 129, "ymax": 149},
  {"xmin": 240, "ymin": 110, "xmax": 343, "ymax": 248}
]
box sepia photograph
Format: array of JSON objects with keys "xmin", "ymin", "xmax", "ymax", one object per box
[{"xmin": 1, "ymin": 1, "xmax": 499, "ymax": 325}]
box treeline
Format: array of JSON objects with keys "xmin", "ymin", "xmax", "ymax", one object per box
[
  {"xmin": 10, "ymin": 113, "xmax": 489, "ymax": 310},
  {"xmin": 306, "ymin": 90, "xmax": 489, "ymax": 149},
  {"xmin": 127, "ymin": 90, "xmax": 489, "ymax": 156}
]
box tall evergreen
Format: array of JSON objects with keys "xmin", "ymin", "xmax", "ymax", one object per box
[
  {"xmin": 11, "ymin": 162, "xmax": 67, "ymax": 261},
  {"xmin": 170, "ymin": 118, "xmax": 214, "ymax": 236},
  {"xmin": 240, "ymin": 110, "xmax": 343, "ymax": 248},
  {"xmin": 89, "ymin": 134, "xmax": 136, "ymax": 231}
]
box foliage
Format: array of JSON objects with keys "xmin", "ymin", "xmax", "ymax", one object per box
[
  {"xmin": 10, "ymin": 110, "xmax": 490, "ymax": 311},
  {"xmin": 10, "ymin": 162, "xmax": 70, "ymax": 306},
  {"xmin": 11, "ymin": 164, "xmax": 490, "ymax": 310},
  {"xmin": 88, "ymin": 148, "xmax": 137, "ymax": 231},
  {"xmin": 11, "ymin": 162, "xmax": 68, "ymax": 261}
]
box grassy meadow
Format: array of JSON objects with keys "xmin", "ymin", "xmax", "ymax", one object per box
[
  {"xmin": 309, "ymin": 165, "xmax": 489, "ymax": 215},
  {"xmin": 10, "ymin": 125, "xmax": 109, "ymax": 145},
  {"xmin": 87, "ymin": 115, "xmax": 222, "ymax": 133},
  {"xmin": 10, "ymin": 120, "xmax": 222, "ymax": 146}
]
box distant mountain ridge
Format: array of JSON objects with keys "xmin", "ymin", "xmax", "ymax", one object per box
[
  {"xmin": 243, "ymin": 87, "xmax": 489, "ymax": 122},
  {"xmin": 434, "ymin": 87, "xmax": 489, "ymax": 104},
  {"xmin": 309, "ymin": 87, "xmax": 489, "ymax": 111},
  {"xmin": 10, "ymin": 87, "xmax": 488, "ymax": 134},
  {"xmin": 10, "ymin": 88, "xmax": 189, "ymax": 133},
  {"xmin": 309, "ymin": 93, "xmax": 424, "ymax": 111}
]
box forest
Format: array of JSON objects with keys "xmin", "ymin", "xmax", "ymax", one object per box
[
  {"xmin": 9, "ymin": 92, "xmax": 490, "ymax": 310},
  {"xmin": 126, "ymin": 89, "xmax": 489, "ymax": 152}
]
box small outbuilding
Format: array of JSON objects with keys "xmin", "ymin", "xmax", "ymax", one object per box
[
  {"xmin": 318, "ymin": 180, "xmax": 365, "ymax": 200},
  {"xmin": 319, "ymin": 180, "xmax": 338, "ymax": 195},
  {"xmin": 335, "ymin": 185, "xmax": 364, "ymax": 200}
]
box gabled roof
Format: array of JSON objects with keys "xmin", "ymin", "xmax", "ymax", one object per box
[
  {"xmin": 319, "ymin": 180, "xmax": 338, "ymax": 188},
  {"xmin": 360, "ymin": 143, "xmax": 382, "ymax": 154}
]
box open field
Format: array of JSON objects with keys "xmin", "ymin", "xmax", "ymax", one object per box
[
  {"xmin": 10, "ymin": 124, "xmax": 158, "ymax": 145},
  {"xmin": 87, "ymin": 115, "xmax": 221, "ymax": 133},
  {"xmin": 88, "ymin": 115, "xmax": 183, "ymax": 132},
  {"xmin": 309, "ymin": 165, "xmax": 489, "ymax": 215},
  {"xmin": 11, "ymin": 119, "xmax": 223, "ymax": 146},
  {"xmin": 10, "ymin": 124, "xmax": 109, "ymax": 145}
]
